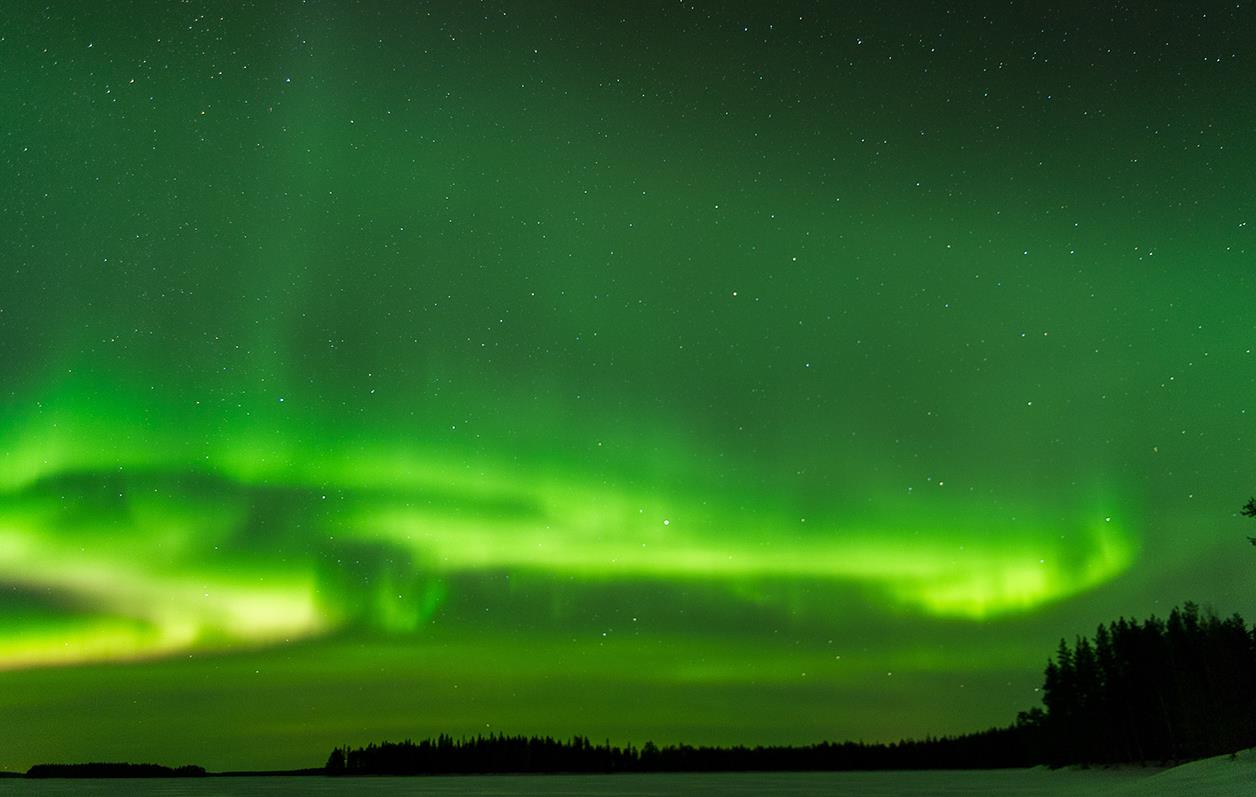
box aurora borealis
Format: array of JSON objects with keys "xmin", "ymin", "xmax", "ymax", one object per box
[{"xmin": 2, "ymin": 0, "xmax": 1255, "ymax": 771}]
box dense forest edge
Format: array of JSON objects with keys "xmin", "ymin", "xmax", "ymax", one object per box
[
  {"xmin": 326, "ymin": 601, "xmax": 1256, "ymax": 775},
  {"xmin": 20, "ymin": 603, "xmax": 1256, "ymax": 777}
]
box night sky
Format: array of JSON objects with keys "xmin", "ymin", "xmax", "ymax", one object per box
[{"xmin": 2, "ymin": 1, "xmax": 1255, "ymax": 771}]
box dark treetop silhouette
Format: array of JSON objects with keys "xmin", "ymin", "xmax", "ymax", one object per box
[
  {"xmin": 26, "ymin": 763, "xmax": 205, "ymax": 778},
  {"xmin": 327, "ymin": 600, "xmax": 1256, "ymax": 774}
]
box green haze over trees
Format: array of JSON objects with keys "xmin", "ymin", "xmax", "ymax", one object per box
[{"xmin": 327, "ymin": 601, "xmax": 1256, "ymax": 773}]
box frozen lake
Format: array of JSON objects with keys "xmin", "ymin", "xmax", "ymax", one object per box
[
  {"xmin": 6, "ymin": 749, "xmax": 1256, "ymax": 796},
  {"xmin": 0, "ymin": 766, "xmax": 1191, "ymax": 796}
]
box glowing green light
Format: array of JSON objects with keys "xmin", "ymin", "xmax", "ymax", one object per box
[{"xmin": 0, "ymin": 407, "xmax": 1139, "ymax": 669}]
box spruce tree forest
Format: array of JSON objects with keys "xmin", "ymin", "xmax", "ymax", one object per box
[{"xmin": 328, "ymin": 601, "xmax": 1256, "ymax": 774}]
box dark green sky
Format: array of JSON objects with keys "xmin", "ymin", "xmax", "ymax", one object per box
[{"xmin": 1, "ymin": 0, "xmax": 1255, "ymax": 771}]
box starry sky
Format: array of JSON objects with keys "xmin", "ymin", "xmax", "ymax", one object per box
[{"xmin": 1, "ymin": 0, "xmax": 1255, "ymax": 771}]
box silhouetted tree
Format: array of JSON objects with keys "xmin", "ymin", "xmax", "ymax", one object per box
[
  {"xmin": 326, "ymin": 602, "xmax": 1256, "ymax": 775},
  {"xmin": 326, "ymin": 727, "xmax": 1044, "ymax": 775},
  {"xmin": 1033, "ymin": 604, "xmax": 1256, "ymax": 765},
  {"xmin": 325, "ymin": 747, "xmax": 346, "ymax": 774}
]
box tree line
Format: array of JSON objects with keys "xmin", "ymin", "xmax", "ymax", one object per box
[
  {"xmin": 1029, "ymin": 601, "xmax": 1256, "ymax": 765},
  {"xmin": 327, "ymin": 602, "xmax": 1256, "ymax": 774},
  {"xmin": 324, "ymin": 728, "xmax": 1040, "ymax": 775},
  {"xmin": 26, "ymin": 763, "xmax": 206, "ymax": 778}
]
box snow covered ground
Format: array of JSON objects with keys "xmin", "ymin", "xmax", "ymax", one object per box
[
  {"xmin": 3, "ymin": 753, "xmax": 1254, "ymax": 795},
  {"xmin": 1107, "ymin": 747, "xmax": 1256, "ymax": 795}
]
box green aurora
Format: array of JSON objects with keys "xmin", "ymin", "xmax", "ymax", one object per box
[{"xmin": 1, "ymin": 0, "xmax": 1255, "ymax": 771}]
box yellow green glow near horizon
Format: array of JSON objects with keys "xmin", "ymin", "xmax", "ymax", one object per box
[
  {"xmin": 0, "ymin": 392, "xmax": 1137, "ymax": 668},
  {"xmin": 2, "ymin": 0, "xmax": 1254, "ymax": 773}
]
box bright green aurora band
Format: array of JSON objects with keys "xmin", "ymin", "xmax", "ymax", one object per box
[{"xmin": 1, "ymin": 1, "xmax": 1254, "ymax": 771}]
